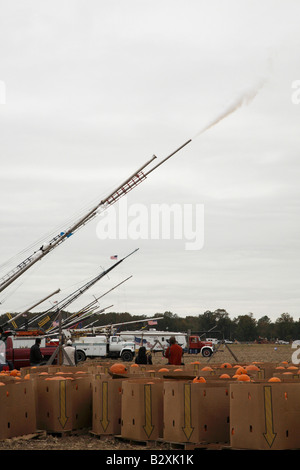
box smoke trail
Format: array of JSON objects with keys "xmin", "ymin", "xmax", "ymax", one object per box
[{"xmin": 193, "ymin": 78, "xmax": 266, "ymax": 139}]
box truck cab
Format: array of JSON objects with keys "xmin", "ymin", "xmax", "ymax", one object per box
[{"xmin": 188, "ymin": 335, "xmax": 214, "ymax": 357}]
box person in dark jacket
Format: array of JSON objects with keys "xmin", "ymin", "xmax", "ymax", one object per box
[
  {"xmin": 30, "ymin": 338, "xmax": 44, "ymax": 366},
  {"xmin": 135, "ymin": 346, "xmax": 152, "ymax": 365}
]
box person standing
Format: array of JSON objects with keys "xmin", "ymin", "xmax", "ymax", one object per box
[
  {"xmin": 62, "ymin": 339, "xmax": 77, "ymax": 366},
  {"xmin": 135, "ymin": 346, "xmax": 152, "ymax": 365},
  {"xmin": 30, "ymin": 338, "xmax": 44, "ymax": 366},
  {"xmin": 164, "ymin": 336, "xmax": 183, "ymax": 365}
]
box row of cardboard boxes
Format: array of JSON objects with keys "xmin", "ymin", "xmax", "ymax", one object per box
[{"xmin": 1, "ymin": 361, "xmax": 300, "ymax": 450}]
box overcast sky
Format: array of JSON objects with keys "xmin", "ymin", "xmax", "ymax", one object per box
[{"xmin": 0, "ymin": 0, "xmax": 300, "ymax": 324}]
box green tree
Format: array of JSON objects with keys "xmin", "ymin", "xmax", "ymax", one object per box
[
  {"xmin": 234, "ymin": 313, "xmax": 257, "ymax": 342},
  {"xmin": 257, "ymin": 315, "xmax": 273, "ymax": 341},
  {"xmin": 274, "ymin": 313, "xmax": 294, "ymax": 342}
]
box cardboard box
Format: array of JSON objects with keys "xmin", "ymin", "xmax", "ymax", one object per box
[
  {"xmin": 230, "ymin": 382, "xmax": 300, "ymax": 450},
  {"xmin": 163, "ymin": 381, "xmax": 231, "ymax": 444},
  {"xmin": 35, "ymin": 375, "xmax": 93, "ymax": 433},
  {"xmin": 71, "ymin": 376, "xmax": 93, "ymax": 430},
  {"xmin": 121, "ymin": 378, "xmax": 164, "ymax": 441},
  {"xmin": 35, "ymin": 377, "xmax": 73, "ymax": 432},
  {"xmin": 92, "ymin": 376, "xmax": 124, "ymax": 436},
  {"xmin": 0, "ymin": 380, "xmax": 36, "ymax": 439}
]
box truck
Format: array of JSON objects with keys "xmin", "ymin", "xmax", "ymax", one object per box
[
  {"xmin": 188, "ymin": 335, "xmax": 214, "ymax": 357},
  {"xmin": 0, "ymin": 330, "xmax": 57, "ymax": 370},
  {"xmin": 71, "ymin": 334, "xmax": 136, "ymax": 362}
]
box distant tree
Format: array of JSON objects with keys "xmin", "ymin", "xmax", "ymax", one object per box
[
  {"xmin": 257, "ymin": 315, "xmax": 273, "ymax": 340},
  {"xmin": 234, "ymin": 313, "xmax": 257, "ymax": 342},
  {"xmin": 274, "ymin": 313, "xmax": 294, "ymax": 342}
]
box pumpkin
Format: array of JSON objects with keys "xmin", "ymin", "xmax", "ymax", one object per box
[
  {"xmin": 268, "ymin": 377, "xmax": 281, "ymax": 382},
  {"xmin": 237, "ymin": 374, "xmax": 250, "ymax": 382},
  {"xmin": 245, "ymin": 365, "xmax": 260, "ymax": 371},
  {"xmin": 130, "ymin": 364, "xmax": 139, "ymax": 368},
  {"xmin": 235, "ymin": 367, "xmax": 248, "ymax": 375},
  {"xmin": 158, "ymin": 368, "xmax": 169, "ymax": 372},
  {"xmin": 201, "ymin": 366, "xmax": 213, "ymax": 371},
  {"xmin": 221, "ymin": 363, "xmax": 232, "ymax": 369},
  {"xmin": 109, "ymin": 363, "xmax": 128, "ymax": 374},
  {"xmin": 10, "ymin": 369, "xmax": 19, "ymax": 377},
  {"xmin": 219, "ymin": 373, "xmax": 231, "ymax": 379},
  {"xmin": 192, "ymin": 376, "xmax": 206, "ymax": 383},
  {"xmin": 0, "ymin": 382, "xmax": 5, "ymax": 386}
]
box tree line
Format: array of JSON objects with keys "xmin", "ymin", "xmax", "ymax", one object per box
[
  {"xmin": 61, "ymin": 308, "xmax": 300, "ymax": 342},
  {"xmin": 114, "ymin": 309, "xmax": 300, "ymax": 343},
  {"xmin": 1, "ymin": 308, "xmax": 299, "ymax": 343}
]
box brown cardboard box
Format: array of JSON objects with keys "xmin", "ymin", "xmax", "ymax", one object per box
[
  {"xmin": 71, "ymin": 376, "xmax": 93, "ymax": 430},
  {"xmin": 35, "ymin": 374, "xmax": 93, "ymax": 433},
  {"xmin": 92, "ymin": 376, "xmax": 124, "ymax": 436},
  {"xmin": 163, "ymin": 381, "xmax": 231, "ymax": 444},
  {"xmin": 230, "ymin": 382, "xmax": 300, "ymax": 450},
  {"xmin": 0, "ymin": 380, "xmax": 36, "ymax": 439},
  {"xmin": 35, "ymin": 377, "xmax": 73, "ymax": 432},
  {"xmin": 121, "ymin": 378, "xmax": 164, "ymax": 441}
]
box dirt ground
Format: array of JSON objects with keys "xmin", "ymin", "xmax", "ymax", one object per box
[{"xmin": 0, "ymin": 343, "xmax": 294, "ymax": 451}]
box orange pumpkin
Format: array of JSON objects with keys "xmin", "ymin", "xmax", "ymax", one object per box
[
  {"xmin": 192, "ymin": 376, "xmax": 206, "ymax": 383},
  {"xmin": 268, "ymin": 377, "xmax": 281, "ymax": 382},
  {"xmin": 219, "ymin": 373, "xmax": 231, "ymax": 379},
  {"xmin": 237, "ymin": 374, "xmax": 250, "ymax": 382},
  {"xmin": 201, "ymin": 366, "xmax": 213, "ymax": 371},
  {"xmin": 158, "ymin": 368, "xmax": 169, "ymax": 372},
  {"xmin": 10, "ymin": 369, "xmax": 19, "ymax": 377},
  {"xmin": 221, "ymin": 363, "xmax": 232, "ymax": 369},
  {"xmin": 109, "ymin": 363, "xmax": 128, "ymax": 375},
  {"xmin": 235, "ymin": 367, "xmax": 248, "ymax": 375},
  {"xmin": 245, "ymin": 365, "xmax": 260, "ymax": 371}
]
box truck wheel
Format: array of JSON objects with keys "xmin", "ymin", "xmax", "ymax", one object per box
[
  {"xmin": 201, "ymin": 347, "xmax": 213, "ymax": 358},
  {"xmin": 121, "ymin": 351, "xmax": 133, "ymax": 362},
  {"xmin": 76, "ymin": 350, "xmax": 86, "ymax": 362}
]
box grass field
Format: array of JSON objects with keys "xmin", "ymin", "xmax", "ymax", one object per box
[{"xmin": 151, "ymin": 343, "xmax": 295, "ymax": 366}]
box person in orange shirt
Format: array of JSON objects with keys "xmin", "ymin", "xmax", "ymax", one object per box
[{"xmin": 164, "ymin": 336, "xmax": 184, "ymax": 365}]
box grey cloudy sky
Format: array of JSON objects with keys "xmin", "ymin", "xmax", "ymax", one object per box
[{"xmin": 0, "ymin": 0, "xmax": 299, "ymax": 323}]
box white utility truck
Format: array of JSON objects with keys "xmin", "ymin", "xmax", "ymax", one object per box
[{"xmin": 71, "ymin": 334, "xmax": 136, "ymax": 362}]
